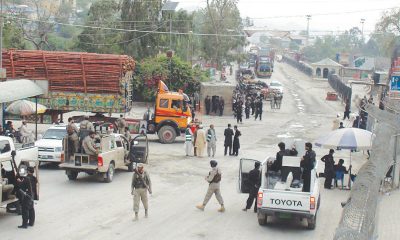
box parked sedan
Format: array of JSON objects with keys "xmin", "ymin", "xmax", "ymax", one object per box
[{"xmin": 269, "ymin": 80, "xmax": 283, "ymax": 94}]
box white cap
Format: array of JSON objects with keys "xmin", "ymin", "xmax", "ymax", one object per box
[{"xmin": 137, "ymin": 163, "xmax": 144, "ymax": 168}]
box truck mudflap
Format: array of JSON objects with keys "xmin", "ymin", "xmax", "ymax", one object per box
[{"xmin": 258, "ymin": 207, "xmax": 314, "ymax": 219}]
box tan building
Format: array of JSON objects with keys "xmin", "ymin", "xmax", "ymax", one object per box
[{"xmin": 311, "ymin": 58, "xmax": 343, "ymax": 80}]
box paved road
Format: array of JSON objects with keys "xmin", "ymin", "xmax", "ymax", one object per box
[{"xmin": 1, "ymin": 62, "xmax": 364, "ymax": 240}]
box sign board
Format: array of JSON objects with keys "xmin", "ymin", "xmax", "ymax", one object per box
[
  {"xmin": 0, "ymin": 68, "xmax": 6, "ymax": 79},
  {"xmin": 390, "ymin": 75, "xmax": 400, "ymax": 91}
]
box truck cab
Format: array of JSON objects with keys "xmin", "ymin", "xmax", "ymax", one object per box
[
  {"xmin": 149, "ymin": 91, "xmax": 192, "ymax": 144},
  {"xmin": 34, "ymin": 124, "xmax": 67, "ymax": 163},
  {"xmin": 59, "ymin": 133, "xmax": 133, "ymax": 183},
  {"xmin": 0, "ymin": 136, "xmax": 38, "ymax": 168}
]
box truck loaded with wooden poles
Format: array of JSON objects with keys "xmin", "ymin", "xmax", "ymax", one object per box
[
  {"xmin": 1, "ymin": 49, "xmax": 192, "ymax": 144},
  {"xmin": 1, "ymin": 49, "xmax": 135, "ymax": 123}
]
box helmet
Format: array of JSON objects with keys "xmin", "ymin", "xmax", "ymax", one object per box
[{"xmin": 210, "ymin": 160, "xmax": 218, "ymax": 168}]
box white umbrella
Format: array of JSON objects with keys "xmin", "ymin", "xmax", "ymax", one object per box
[
  {"xmin": 315, "ymin": 128, "xmax": 374, "ymax": 190},
  {"xmin": 6, "ymin": 100, "xmax": 47, "ymax": 116},
  {"xmin": 315, "ymin": 128, "xmax": 373, "ymax": 150}
]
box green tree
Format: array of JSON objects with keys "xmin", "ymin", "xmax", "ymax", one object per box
[
  {"xmin": 133, "ymin": 55, "xmax": 206, "ymax": 101},
  {"xmin": 198, "ymin": 0, "xmax": 245, "ymax": 68},
  {"xmin": 75, "ymin": 0, "xmax": 123, "ymax": 54},
  {"xmin": 119, "ymin": 0, "xmax": 164, "ymax": 59},
  {"xmin": 375, "ymin": 8, "xmax": 400, "ymax": 56},
  {"xmin": 3, "ymin": 21, "xmax": 26, "ymax": 49},
  {"xmin": 16, "ymin": 0, "xmax": 56, "ymax": 50},
  {"xmin": 55, "ymin": 1, "xmax": 74, "ymax": 24}
]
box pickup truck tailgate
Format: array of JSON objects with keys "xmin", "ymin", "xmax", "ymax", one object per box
[{"xmin": 262, "ymin": 190, "xmax": 311, "ymax": 212}]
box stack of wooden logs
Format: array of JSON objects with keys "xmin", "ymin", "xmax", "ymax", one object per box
[{"xmin": 2, "ymin": 49, "xmax": 135, "ymax": 94}]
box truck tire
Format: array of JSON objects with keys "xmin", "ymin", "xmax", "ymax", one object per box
[
  {"xmin": 158, "ymin": 125, "xmax": 177, "ymax": 144},
  {"xmin": 67, "ymin": 170, "xmax": 78, "ymax": 181},
  {"xmin": 307, "ymin": 215, "xmax": 317, "ymax": 230},
  {"xmin": 257, "ymin": 213, "xmax": 267, "ymax": 226},
  {"xmin": 128, "ymin": 162, "xmax": 135, "ymax": 172},
  {"xmin": 104, "ymin": 163, "xmax": 115, "ymax": 183}
]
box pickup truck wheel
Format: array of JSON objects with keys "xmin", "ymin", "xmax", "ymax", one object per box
[
  {"xmin": 67, "ymin": 170, "xmax": 78, "ymax": 181},
  {"xmin": 257, "ymin": 213, "xmax": 267, "ymax": 226},
  {"xmin": 128, "ymin": 162, "xmax": 135, "ymax": 172},
  {"xmin": 105, "ymin": 163, "xmax": 115, "ymax": 183},
  {"xmin": 158, "ymin": 125, "xmax": 176, "ymax": 144},
  {"xmin": 307, "ymin": 215, "xmax": 317, "ymax": 230}
]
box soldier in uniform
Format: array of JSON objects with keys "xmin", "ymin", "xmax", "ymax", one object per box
[
  {"xmin": 82, "ymin": 131, "xmax": 98, "ymax": 157},
  {"xmin": 67, "ymin": 118, "xmax": 79, "ymax": 158},
  {"xmin": 17, "ymin": 167, "xmax": 38, "ymax": 229},
  {"xmin": 79, "ymin": 116, "xmax": 94, "ymax": 151},
  {"xmin": 116, "ymin": 114, "xmax": 126, "ymax": 134},
  {"xmin": 196, "ymin": 160, "xmax": 225, "ymax": 212},
  {"xmin": 131, "ymin": 163, "xmax": 152, "ymax": 221},
  {"xmin": 124, "ymin": 127, "xmax": 132, "ymax": 142}
]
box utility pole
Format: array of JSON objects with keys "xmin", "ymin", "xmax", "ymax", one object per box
[
  {"xmin": 0, "ymin": 0, "xmax": 4, "ymax": 128},
  {"xmin": 360, "ymin": 18, "xmax": 366, "ymax": 42},
  {"xmin": 306, "ymin": 15, "xmax": 311, "ymax": 46},
  {"xmin": 0, "ymin": 0, "xmax": 3, "ymax": 71},
  {"xmin": 169, "ymin": 12, "xmax": 172, "ymax": 50}
]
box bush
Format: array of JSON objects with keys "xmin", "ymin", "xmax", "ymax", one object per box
[{"xmin": 132, "ymin": 55, "xmax": 206, "ymax": 101}]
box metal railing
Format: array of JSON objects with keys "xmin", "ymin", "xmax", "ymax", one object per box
[{"xmin": 334, "ymin": 105, "xmax": 399, "ymax": 240}]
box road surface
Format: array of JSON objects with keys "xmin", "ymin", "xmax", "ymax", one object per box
[{"xmin": 1, "ymin": 62, "xmax": 367, "ymax": 240}]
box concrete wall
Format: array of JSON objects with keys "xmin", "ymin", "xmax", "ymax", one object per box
[{"xmin": 200, "ymin": 83, "xmax": 236, "ymax": 116}]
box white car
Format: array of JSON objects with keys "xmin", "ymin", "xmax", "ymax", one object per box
[
  {"xmin": 35, "ymin": 125, "xmax": 67, "ymax": 163},
  {"xmin": 269, "ymin": 80, "xmax": 283, "ymax": 94}
]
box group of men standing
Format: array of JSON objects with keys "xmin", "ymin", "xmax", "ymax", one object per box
[
  {"xmin": 185, "ymin": 123, "xmax": 217, "ymax": 158},
  {"xmin": 234, "ymin": 94, "xmax": 263, "ymax": 123},
  {"xmin": 204, "ymin": 96, "xmax": 225, "ymax": 116},
  {"xmin": 184, "ymin": 123, "xmax": 242, "ymax": 158}
]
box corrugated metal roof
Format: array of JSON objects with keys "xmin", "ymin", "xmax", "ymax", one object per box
[{"xmin": 0, "ymin": 79, "xmax": 44, "ymax": 103}]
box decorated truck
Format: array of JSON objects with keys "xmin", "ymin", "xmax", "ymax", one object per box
[{"xmin": 1, "ymin": 50, "xmax": 135, "ymax": 123}]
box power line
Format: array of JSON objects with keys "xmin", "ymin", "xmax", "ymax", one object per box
[
  {"xmin": 78, "ymin": 23, "xmax": 167, "ymax": 46},
  {"xmin": 6, "ymin": 14, "xmax": 247, "ymax": 37},
  {"xmin": 247, "ymin": 7, "xmax": 399, "ymax": 19}
]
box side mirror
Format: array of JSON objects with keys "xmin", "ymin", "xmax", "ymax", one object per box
[
  {"xmin": 37, "ymin": 134, "xmax": 43, "ymax": 140},
  {"xmin": 11, "ymin": 150, "xmax": 16, "ymax": 157}
]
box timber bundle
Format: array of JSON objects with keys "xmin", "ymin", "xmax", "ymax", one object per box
[{"xmin": 2, "ymin": 50, "xmax": 135, "ymax": 94}]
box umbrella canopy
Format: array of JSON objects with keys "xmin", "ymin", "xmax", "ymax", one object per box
[
  {"xmin": 6, "ymin": 100, "xmax": 47, "ymax": 116},
  {"xmin": 315, "ymin": 128, "xmax": 373, "ymax": 150}
]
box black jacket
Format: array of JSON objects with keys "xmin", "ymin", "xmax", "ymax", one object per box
[
  {"xmin": 301, "ymin": 150, "xmax": 316, "ymax": 173},
  {"xmin": 233, "ymin": 130, "xmax": 241, "ymax": 149},
  {"xmin": 224, "ymin": 128, "xmax": 234, "ymax": 146},
  {"xmin": 321, "ymin": 154, "xmax": 335, "ymax": 174},
  {"xmin": 248, "ymin": 168, "xmax": 261, "ymax": 189},
  {"xmin": 18, "ymin": 175, "xmax": 38, "ymax": 201}
]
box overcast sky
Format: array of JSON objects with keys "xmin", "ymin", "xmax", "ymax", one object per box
[{"xmin": 177, "ymin": 0, "xmax": 399, "ymax": 35}]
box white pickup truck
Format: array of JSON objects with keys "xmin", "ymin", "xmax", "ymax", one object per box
[
  {"xmin": 34, "ymin": 124, "xmax": 67, "ymax": 163},
  {"xmin": 239, "ymin": 156, "xmax": 320, "ymax": 230},
  {"xmin": 0, "ymin": 136, "xmax": 38, "ymax": 167}
]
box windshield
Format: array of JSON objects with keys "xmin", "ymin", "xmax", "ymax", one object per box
[{"xmin": 43, "ymin": 129, "xmax": 67, "ymax": 140}]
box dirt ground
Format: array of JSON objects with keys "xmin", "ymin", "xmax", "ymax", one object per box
[{"xmin": 1, "ymin": 62, "xmax": 370, "ymax": 240}]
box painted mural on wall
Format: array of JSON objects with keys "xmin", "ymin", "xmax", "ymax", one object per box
[{"xmin": 37, "ymin": 92, "xmax": 126, "ymax": 113}]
